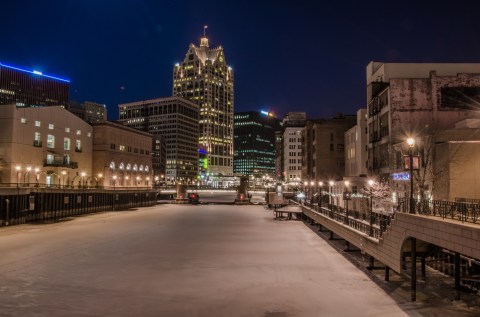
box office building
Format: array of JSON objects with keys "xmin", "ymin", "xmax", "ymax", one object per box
[
  {"xmin": 345, "ymin": 109, "xmax": 368, "ymax": 177},
  {"xmin": 173, "ymin": 34, "xmax": 234, "ymax": 178},
  {"xmin": 0, "ymin": 62, "xmax": 69, "ymax": 108},
  {"xmin": 234, "ymin": 111, "xmax": 280, "ymax": 177},
  {"xmin": 118, "ymin": 97, "xmax": 199, "ymax": 183},
  {"xmin": 67, "ymin": 101, "xmax": 107, "ymax": 124},
  {"xmin": 281, "ymin": 112, "xmax": 306, "ymax": 184}
]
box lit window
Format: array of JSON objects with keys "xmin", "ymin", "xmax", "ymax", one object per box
[
  {"xmin": 64, "ymin": 138, "xmax": 71, "ymax": 150},
  {"xmin": 139, "ymin": 165, "xmax": 144, "ymax": 171},
  {"xmin": 47, "ymin": 135, "xmax": 55, "ymax": 148},
  {"xmin": 35, "ymin": 121, "xmax": 41, "ymax": 127},
  {"xmin": 145, "ymin": 166, "xmax": 149, "ymax": 172},
  {"xmin": 87, "ymin": 132, "xmax": 91, "ymax": 137},
  {"xmin": 76, "ymin": 130, "xmax": 81, "ymax": 135},
  {"xmin": 119, "ymin": 145, "xmax": 125, "ymax": 151},
  {"xmin": 65, "ymin": 127, "xmax": 70, "ymax": 133},
  {"xmin": 109, "ymin": 162, "xmax": 115, "ymax": 170},
  {"xmin": 119, "ymin": 163, "xmax": 125, "ymax": 170},
  {"xmin": 75, "ymin": 140, "xmax": 81, "ymax": 151},
  {"xmin": 21, "ymin": 118, "xmax": 27, "ymax": 124},
  {"xmin": 126, "ymin": 164, "xmax": 131, "ymax": 170},
  {"xmin": 133, "ymin": 164, "xmax": 138, "ymax": 171},
  {"xmin": 49, "ymin": 124, "xmax": 54, "ymax": 130}
]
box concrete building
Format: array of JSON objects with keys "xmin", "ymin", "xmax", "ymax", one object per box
[
  {"xmin": 301, "ymin": 114, "xmax": 357, "ymax": 182},
  {"xmin": 281, "ymin": 112, "xmax": 306, "ymax": 185},
  {"xmin": 366, "ymin": 62, "xmax": 480, "ymax": 178},
  {"xmin": 92, "ymin": 121, "xmax": 153, "ymax": 189},
  {"xmin": 0, "ymin": 62, "xmax": 69, "ymax": 108},
  {"xmin": 173, "ymin": 34, "xmax": 234, "ymax": 178},
  {"xmin": 0, "ymin": 104, "xmax": 92, "ymax": 187},
  {"xmin": 118, "ymin": 97, "xmax": 198, "ymax": 183},
  {"xmin": 233, "ymin": 111, "xmax": 280, "ymax": 178},
  {"xmin": 67, "ymin": 101, "xmax": 107, "ymax": 124},
  {"xmin": 345, "ymin": 109, "xmax": 368, "ymax": 177},
  {"xmin": 152, "ymin": 135, "xmax": 166, "ymax": 186}
]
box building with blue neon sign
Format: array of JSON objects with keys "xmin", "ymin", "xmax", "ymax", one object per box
[{"xmin": 0, "ymin": 62, "xmax": 69, "ymax": 108}]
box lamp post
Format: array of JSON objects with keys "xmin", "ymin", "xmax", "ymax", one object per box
[
  {"xmin": 97, "ymin": 173, "xmax": 103, "ymax": 188},
  {"xmin": 344, "ymin": 180, "xmax": 350, "ymax": 224},
  {"xmin": 329, "ymin": 180, "xmax": 334, "ymax": 210},
  {"xmin": 318, "ymin": 181, "xmax": 323, "ymax": 209},
  {"xmin": 24, "ymin": 166, "xmax": 32, "ymax": 186},
  {"xmin": 61, "ymin": 170, "xmax": 66, "ymax": 188},
  {"xmin": 15, "ymin": 166, "xmax": 21, "ymax": 188},
  {"xmin": 368, "ymin": 179, "xmax": 374, "ymax": 237},
  {"xmin": 407, "ymin": 137, "xmax": 415, "ymax": 214},
  {"xmin": 113, "ymin": 175, "xmax": 117, "ymax": 190},
  {"xmin": 310, "ymin": 181, "xmax": 315, "ymax": 203},
  {"xmin": 34, "ymin": 168, "xmax": 40, "ymax": 187},
  {"xmin": 81, "ymin": 172, "xmax": 86, "ymax": 189}
]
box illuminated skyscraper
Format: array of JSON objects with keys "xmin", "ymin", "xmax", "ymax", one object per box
[
  {"xmin": 0, "ymin": 62, "xmax": 69, "ymax": 108},
  {"xmin": 173, "ymin": 34, "xmax": 234, "ymax": 178}
]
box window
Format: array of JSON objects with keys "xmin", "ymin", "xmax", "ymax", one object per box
[
  {"xmin": 330, "ymin": 144, "xmax": 334, "ymax": 151},
  {"xmin": 65, "ymin": 127, "xmax": 70, "ymax": 133},
  {"xmin": 46, "ymin": 154, "xmax": 54, "ymax": 164},
  {"xmin": 139, "ymin": 165, "xmax": 144, "ymax": 172},
  {"xmin": 109, "ymin": 162, "xmax": 115, "ymax": 170},
  {"xmin": 21, "ymin": 118, "xmax": 27, "ymax": 124},
  {"xmin": 145, "ymin": 166, "xmax": 149, "ymax": 172},
  {"xmin": 76, "ymin": 130, "xmax": 81, "ymax": 135},
  {"xmin": 110, "ymin": 143, "xmax": 115, "ymax": 150},
  {"xmin": 48, "ymin": 124, "xmax": 54, "ymax": 130},
  {"xmin": 119, "ymin": 145, "xmax": 125, "ymax": 151},
  {"xmin": 64, "ymin": 138, "xmax": 71, "ymax": 150},
  {"xmin": 119, "ymin": 163, "xmax": 125, "ymax": 170},
  {"xmin": 87, "ymin": 132, "xmax": 91, "ymax": 137},
  {"xmin": 133, "ymin": 164, "xmax": 138, "ymax": 171},
  {"xmin": 126, "ymin": 164, "xmax": 131, "ymax": 170},
  {"xmin": 75, "ymin": 140, "xmax": 82, "ymax": 152},
  {"xmin": 35, "ymin": 121, "xmax": 41, "ymax": 127},
  {"xmin": 47, "ymin": 135, "xmax": 55, "ymax": 148}
]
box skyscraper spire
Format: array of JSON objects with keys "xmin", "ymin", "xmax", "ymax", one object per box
[{"xmin": 200, "ymin": 25, "xmax": 209, "ymax": 47}]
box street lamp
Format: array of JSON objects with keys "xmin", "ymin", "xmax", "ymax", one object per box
[
  {"xmin": 81, "ymin": 172, "xmax": 86, "ymax": 188},
  {"xmin": 318, "ymin": 181, "xmax": 323, "ymax": 209},
  {"xmin": 34, "ymin": 168, "xmax": 40, "ymax": 187},
  {"xmin": 407, "ymin": 137, "xmax": 415, "ymax": 213},
  {"xmin": 97, "ymin": 173, "xmax": 103, "ymax": 188},
  {"xmin": 368, "ymin": 179, "xmax": 375, "ymax": 237},
  {"xmin": 344, "ymin": 180, "xmax": 350, "ymax": 224},
  {"xmin": 15, "ymin": 166, "xmax": 21, "ymax": 188},
  {"xmin": 329, "ymin": 180, "xmax": 334, "ymax": 210},
  {"xmin": 25, "ymin": 166, "xmax": 32, "ymax": 186}
]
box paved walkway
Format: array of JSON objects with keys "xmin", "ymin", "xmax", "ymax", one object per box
[{"xmin": 0, "ymin": 205, "xmax": 408, "ymax": 317}]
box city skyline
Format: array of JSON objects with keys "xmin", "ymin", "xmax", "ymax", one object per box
[{"xmin": 3, "ymin": 1, "xmax": 480, "ymax": 120}]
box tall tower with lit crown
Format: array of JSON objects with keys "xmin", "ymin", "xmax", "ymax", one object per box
[{"xmin": 173, "ymin": 30, "xmax": 234, "ymax": 179}]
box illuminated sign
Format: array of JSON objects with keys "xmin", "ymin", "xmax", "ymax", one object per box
[
  {"xmin": 0, "ymin": 62, "xmax": 70, "ymax": 83},
  {"xmin": 392, "ymin": 172, "xmax": 410, "ymax": 181},
  {"xmin": 260, "ymin": 110, "xmax": 269, "ymax": 116},
  {"xmin": 198, "ymin": 149, "xmax": 207, "ymax": 155}
]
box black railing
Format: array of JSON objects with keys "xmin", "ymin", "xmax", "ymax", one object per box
[
  {"xmin": 43, "ymin": 159, "xmax": 78, "ymax": 169},
  {"xmin": 302, "ymin": 201, "xmax": 392, "ymax": 239},
  {"xmin": 397, "ymin": 198, "xmax": 479, "ymax": 224}
]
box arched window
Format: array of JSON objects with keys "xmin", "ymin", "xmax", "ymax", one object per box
[
  {"xmin": 133, "ymin": 164, "xmax": 138, "ymax": 171},
  {"xmin": 145, "ymin": 165, "xmax": 149, "ymax": 172},
  {"xmin": 139, "ymin": 165, "xmax": 144, "ymax": 171},
  {"xmin": 119, "ymin": 163, "xmax": 125, "ymax": 170},
  {"xmin": 109, "ymin": 162, "xmax": 115, "ymax": 170},
  {"xmin": 126, "ymin": 164, "xmax": 131, "ymax": 171}
]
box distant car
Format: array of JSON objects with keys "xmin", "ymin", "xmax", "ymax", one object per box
[{"xmin": 188, "ymin": 193, "xmax": 200, "ymax": 204}]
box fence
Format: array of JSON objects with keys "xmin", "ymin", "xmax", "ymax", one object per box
[
  {"xmin": 397, "ymin": 198, "xmax": 479, "ymax": 224},
  {"xmin": 0, "ymin": 189, "xmax": 157, "ymax": 227}
]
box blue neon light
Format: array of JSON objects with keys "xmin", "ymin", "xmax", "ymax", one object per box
[
  {"xmin": 260, "ymin": 110, "xmax": 269, "ymax": 116},
  {"xmin": 0, "ymin": 62, "xmax": 70, "ymax": 83},
  {"xmin": 392, "ymin": 172, "xmax": 410, "ymax": 181},
  {"xmin": 198, "ymin": 149, "xmax": 207, "ymax": 155}
]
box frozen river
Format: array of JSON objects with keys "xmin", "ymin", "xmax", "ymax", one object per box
[{"xmin": 0, "ymin": 204, "xmax": 408, "ymax": 316}]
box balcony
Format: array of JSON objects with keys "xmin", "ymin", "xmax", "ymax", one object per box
[
  {"xmin": 33, "ymin": 140, "xmax": 42, "ymax": 147},
  {"xmin": 44, "ymin": 159, "xmax": 78, "ymax": 169},
  {"xmin": 75, "ymin": 147, "xmax": 82, "ymax": 153}
]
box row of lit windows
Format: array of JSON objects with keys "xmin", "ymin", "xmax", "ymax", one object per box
[{"xmin": 109, "ymin": 161, "xmax": 149, "ymax": 172}]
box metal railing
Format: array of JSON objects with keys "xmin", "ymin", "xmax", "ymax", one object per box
[
  {"xmin": 303, "ymin": 201, "xmax": 392, "ymax": 239},
  {"xmin": 397, "ymin": 198, "xmax": 479, "ymax": 224}
]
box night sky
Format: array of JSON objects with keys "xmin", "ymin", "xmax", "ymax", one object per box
[{"xmin": 2, "ymin": 0, "xmax": 480, "ymax": 120}]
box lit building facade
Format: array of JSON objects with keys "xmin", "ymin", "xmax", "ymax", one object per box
[
  {"xmin": 92, "ymin": 121, "xmax": 153, "ymax": 189},
  {"xmin": 345, "ymin": 109, "xmax": 368, "ymax": 177},
  {"xmin": 118, "ymin": 97, "xmax": 199, "ymax": 183},
  {"xmin": 366, "ymin": 62, "xmax": 480, "ymax": 178},
  {"xmin": 233, "ymin": 111, "xmax": 280, "ymax": 177},
  {"xmin": 173, "ymin": 35, "xmax": 234, "ymax": 178},
  {"xmin": 301, "ymin": 114, "xmax": 357, "ymax": 182},
  {"xmin": 281, "ymin": 112, "xmax": 306, "ymax": 184},
  {"xmin": 67, "ymin": 101, "xmax": 107, "ymax": 124},
  {"xmin": 0, "ymin": 62, "xmax": 69, "ymax": 108},
  {"xmin": 0, "ymin": 104, "xmax": 92, "ymax": 187}
]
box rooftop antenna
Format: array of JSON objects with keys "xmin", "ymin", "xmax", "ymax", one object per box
[{"xmin": 203, "ymin": 25, "xmax": 208, "ymax": 37}]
